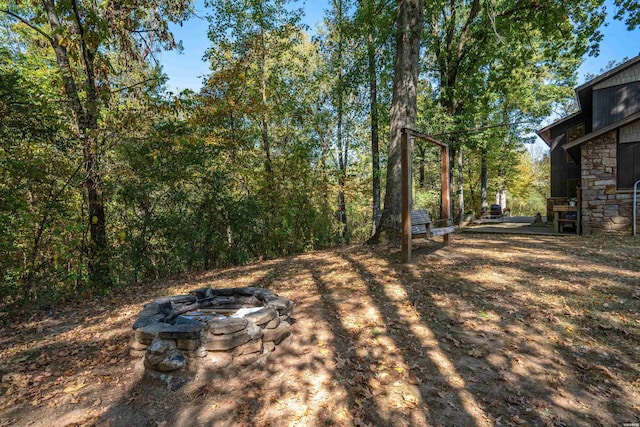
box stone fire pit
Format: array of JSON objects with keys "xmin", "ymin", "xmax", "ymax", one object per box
[{"xmin": 130, "ymin": 287, "xmax": 293, "ymax": 384}]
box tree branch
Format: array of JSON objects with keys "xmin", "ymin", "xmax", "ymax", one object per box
[
  {"xmin": 0, "ymin": 8, "xmax": 53, "ymax": 43},
  {"xmin": 111, "ymin": 77, "xmax": 162, "ymax": 93}
]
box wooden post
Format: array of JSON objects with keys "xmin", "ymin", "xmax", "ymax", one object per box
[
  {"xmin": 401, "ymin": 129, "xmax": 412, "ymax": 263},
  {"xmin": 441, "ymin": 145, "xmax": 451, "ymax": 245}
]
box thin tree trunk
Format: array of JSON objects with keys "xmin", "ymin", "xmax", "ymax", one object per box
[
  {"xmin": 336, "ymin": 0, "xmax": 349, "ymax": 242},
  {"xmin": 367, "ymin": 28, "xmax": 381, "ymax": 234},
  {"xmin": 416, "ymin": 143, "xmax": 426, "ymax": 188},
  {"xmin": 42, "ymin": 0, "xmax": 110, "ymax": 288},
  {"xmin": 259, "ymin": 26, "xmax": 273, "ymax": 186},
  {"xmin": 481, "ymin": 145, "xmax": 488, "ymax": 214},
  {"xmin": 457, "ymin": 146, "xmax": 464, "ymax": 222},
  {"xmin": 370, "ymin": 0, "xmax": 423, "ymax": 243}
]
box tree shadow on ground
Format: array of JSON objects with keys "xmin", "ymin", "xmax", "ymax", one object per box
[{"xmin": 1, "ymin": 234, "xmax": 638, "ymax": 427}]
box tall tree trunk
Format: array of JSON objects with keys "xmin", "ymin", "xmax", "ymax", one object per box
[
  {"xmin": 370, "ymin": 0, "xmax": 423, "ymax": 243},
  {"xmin": 368, "ymin": 31, "xmax": 381, "ymax": 234},
  {"xmin": 43, "ymin": 0, "xmax": 110, "ymax": 288},
  {"xmin": 456, "ymin": 147, "xmax": 464, "ymax": 222},
  {"xmin": 481, "ymin": 145, "xmax": 488, "ymax": 214},
  {"xmin": 259, "ymin": 26, "xmax": 273, "ymax": 187},
  {"xmin": 337, "ymin": 101, "xmax": 348, "ymax": 241},
  {"xmin": 335, "ymin": 0, "xmax": 349, "ymax": 242},
  {"xmin": 416, "ymin": 143, "xmax": 426, "ymax": 188}
]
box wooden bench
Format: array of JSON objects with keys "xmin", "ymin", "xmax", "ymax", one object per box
[{"xmin": 411, "ymin": 209, "xmax": 454, "ymax": 239}]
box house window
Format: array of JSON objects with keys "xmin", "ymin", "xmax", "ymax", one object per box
[
  {"xmin": 568, "ymin": 123, "xmax": 584, "ymax": 143},
  {"xmin": 617, "ymin": 122, "xmax": 640, "ymax": 189}
]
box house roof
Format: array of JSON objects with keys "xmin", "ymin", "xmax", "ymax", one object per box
[
  {"xmin": 574, "ymin": 54, "xmax": 640, "ymax": 98},
  {"xmin": 536, "ymin": 53, "xmax": 640, "ymax": 147},
  {"xmin": 575, "ymin": 54, "xmax": 640, "ymax": 112},
  {"xmin": 536, "ymin": 112, "xmax": 581, "ymax": 146},
  {"xmin": 563, "ymin": 111, "xmax": 640, "ymax": 150}
]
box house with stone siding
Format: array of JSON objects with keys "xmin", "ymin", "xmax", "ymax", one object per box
[{"xmin": 537, "ymin": 55, "xmax": 640, "ymax": 233}]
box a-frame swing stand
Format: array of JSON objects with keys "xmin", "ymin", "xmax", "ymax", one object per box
[{"xmin": 401, "ymin": 128, "xmax": 452, "ymax": 263}]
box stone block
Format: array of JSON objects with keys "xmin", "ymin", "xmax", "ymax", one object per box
[
  {"xmin": 158, "ymin": 324, "xmax": 203, "ymax": 340},
  {"xmin": 175, "ymin": 316, "xmax": 201, "ymax": 326},
  {"xmin": 263, "ymin": 341, "xmax": 276, "ymax": 353},
  {"xmin": 144, "ymin": 300, "xmax": 175, "ymax": 315},
  {"xmin": 205, "ymin": 329, "xmax": 251, "ymax": 351},
  {"xmin": 611, "ymin": 216, "xmax": 631, "ymax": 225},
  {"xmin": 129, "ymin": 335, "xmax": 148, "ymax": 351},
  {"xmin": 144, "ymin": 352, "xmax": 165, "ymax": 368},
  {"xmin": 265, "ymin": 315, "xmax": 281, "ymax": 329},
  {"xmin": 234, "ymin": 353, "xmax": 262, "ymax": 367},
  {"xmin": 612, "ymin": 222, "xmax": 633, "ymax": 232},
  {"xmin": 604, "ymin": 185, "xmax": 617, "ymax": 195},
  {"xmin": 184, "ymin": 346, "xmax": 208, "ymax": 358},
  {"xmin": 168, "ymin": 294, "xmax": 198, "ymax": 305},
  {"xmin": 582, "ymin": 190, "xmax": 598, "ymax": 199},
  {"xmin": 233, "ymin": 338, "xmax": 262, "ymax": 356},
  {"xmin": 191, "ymin": 288, "xmax": 213, "ymax": 299},
  {"xmin": 263, "ymin": 322, "xmax": 291, "ymax": 344},
  {"xmin": 133, "ymin": 313, "xmax": 166, "ymax": 330},
  {"xmin": 207, "ymin": 317, "xmax": 248, "ymax": 335},
  {"xmin": 148, "ymin": 338, "xmax": 176, "ymax": 355},
  {"xmin": 209, "ymin": 351, "xmax": 233, "ymax": 368},
  {"xmin": 156, "ymin": 351, "xmax": 187, "ymax": 372},
  {"xmin": 136, "ymin": 322, "xmax": 172, "ymax": 342},
  {"xmin": 246, "ymin": 322, "xmax": 263, "ymax": 340},
  {"xmin": 243, "ymin": 307, "xmax": 276, "ymax": 326},
  {"xmin": 176, "ymin": 339, "xmax": 201, "ymax": 351}
]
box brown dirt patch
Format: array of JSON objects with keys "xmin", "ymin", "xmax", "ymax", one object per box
[{"xmin": 1, "ymin": 233, "xmax": 639, "ymax": 426}]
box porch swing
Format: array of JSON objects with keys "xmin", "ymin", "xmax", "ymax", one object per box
[{"xmin": 401, "ymin": 128, "xmax": 454, "ymax": 263}]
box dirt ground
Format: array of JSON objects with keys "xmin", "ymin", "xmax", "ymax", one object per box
[{"xmin": 1, "ymin": 232, "xmax": 639, "ymax": 427}]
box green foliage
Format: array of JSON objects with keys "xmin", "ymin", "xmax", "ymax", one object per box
[
  {"xmin": 614, "ymin": 0, "xmax": 640, "ymax": 30},
  {"xmin": 0, "ymin": 0, "xmax": 621, "ymax": 311},
  {"xmin": 0, "ymin": 45, "xmax": 87, "ymax": 306}
]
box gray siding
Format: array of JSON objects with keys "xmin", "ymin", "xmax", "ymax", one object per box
[
  {"xmin": 593, "ymin": 61, "xmax": 640, "ymax": 90},
  {"xmin": 618, "ymin": 120, "xmax": 640, "ymax": 189},
  {"xmin": 550, "ymin": 115, "xmax": 582, "ymax": 197},
  {"xmin": 593, "ymin": 82, "xmax": 640, "ymax": 130}
]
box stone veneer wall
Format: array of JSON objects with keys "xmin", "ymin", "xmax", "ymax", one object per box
[{"xmin": 581, "ymin": 130, "xmax": 635, "ymax": 232}]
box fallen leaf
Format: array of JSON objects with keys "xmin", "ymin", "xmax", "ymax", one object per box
[
  {"xmin": 468, "ymin": 348, "xmax": 484, "ymax": 358},
  {"xmin": 63, "ymin": 381, "xmax": 88, "ymax": 393}
]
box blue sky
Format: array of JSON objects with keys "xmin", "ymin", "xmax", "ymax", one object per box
[
  {"xmin": 160, "ymin": 0, "xmax": 639, "ymax": 158},
  {"xmin": 160, "ymin": 0, "xmax": 329, "ymax": 92},
  {"xmin": 161, "ymin": 0, "xmax": 640, "ymax": 93}
]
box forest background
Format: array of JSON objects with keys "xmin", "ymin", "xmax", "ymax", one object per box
[{"xmin": 1, "ymin": 0, "xmax": 638, "ymax": 308}]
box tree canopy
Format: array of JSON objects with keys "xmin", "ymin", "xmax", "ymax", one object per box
[{"xmin": 0, "ymin": 0, "xmax": 621, "ymax": 308}]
